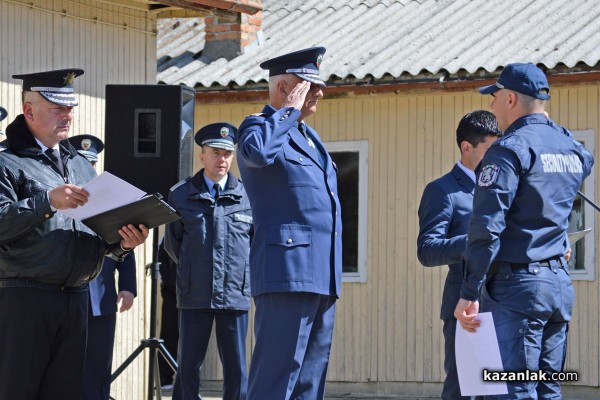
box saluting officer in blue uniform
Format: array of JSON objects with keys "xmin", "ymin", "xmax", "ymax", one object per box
[
  {"xmin": 418, "ymin": 110, "xmax": 502, "ymax": 400},
  {"xmin": 454, "ymin": 63, "xmax": 594, "ymax": 399},
  {"xmin": 68, "ymin": 134, "xmax": 138, "ymax": 400},
  {"xmin": 236, "ymin": 47, "xmax": 342, "ymax": 400},
  {"xmin": 165, "ymin": 123, "xmax": 252, "ymax": 400}
]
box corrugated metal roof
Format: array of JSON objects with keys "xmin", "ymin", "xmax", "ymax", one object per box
[{"xmin": 157, "ymin": 0, "xmax": 600, "ymax": 88}]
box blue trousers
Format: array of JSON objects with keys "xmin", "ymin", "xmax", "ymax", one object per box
[
  {"xmin": 83, "ymin": 313, "xmax": 117, "ymax": 400},
  {"xmin": 481, "ymin": 261, "xmax": 573, "ymax": 399},
  {"xmin": 248, "ymin": 292, "xmax": 337, "ymax": 400},
  {"xmin": 0, "ymin": 287, "xmax": 88, "ymax": 400},
  {"xmin": 173, "ymin": 309, "xmax": 248, "ymax": 400},
  {"xmin": 443, "ymin": 318, "xmax": 476, "ymax": 399}
]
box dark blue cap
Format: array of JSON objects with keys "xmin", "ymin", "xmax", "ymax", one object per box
[
  {"xmin": 260, "ymin": 47, "xmax": 327, "ymax": 87},
  {"xmin": 194, "ymin": 122, "xmax": 237, "ymax": 151},
  {"xmin": 12, "ymin": 68, "xmax": 84, "ymax": 107},
  {"xmin": 0, "ymin": 106, "xmax": 6, "ymax": 122},
  {"xmin": 479, "ymin": 62, "xmax": 550, "ymax": 100},
  {"xmin": 68, "ymin": 134, "xmax": 104, "ymax": 163}
]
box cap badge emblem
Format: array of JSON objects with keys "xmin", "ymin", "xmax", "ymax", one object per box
[
  {"xmin": 220, "ymin": 127, "xmax": 229, "ymax": 138},
  {"xmin": 316, "ymin": 54, "xmax": 323, "ymax": 68},
  {"xmin": 81, "ymin": 138, "xmax": 92, "ymax": 150},
  {"xmin": 63, "ymin": 72, "xmax": 77, "ymax": 85}
]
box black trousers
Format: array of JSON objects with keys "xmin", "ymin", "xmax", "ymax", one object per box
[
  {"xmin": 0, "ymin": 286, "xmax": 88, "ymax": 400},
  {"xmin": 83, "ymin": 313, "xmax": 117, "ymax": 400},
  {"xmin": 159, "ymin": 286, "xmax": 179, "ymax": 386}
]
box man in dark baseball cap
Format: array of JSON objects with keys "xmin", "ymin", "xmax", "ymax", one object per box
[
  {"xmin": 479, "ymin": 62, "xmax": 550, "ymax": 100},
  {"xmin": 455, "ymin": 61, "xmax": 594, "ymax": 399}
]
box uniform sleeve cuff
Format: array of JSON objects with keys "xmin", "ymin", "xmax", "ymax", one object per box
[
  {"xmin": 46, "ymin": 191, "xmax": 57, "ymax": 212},
  {"xmin": 460, "ymin": 284, "xmax": 480, "ymax": 302}
]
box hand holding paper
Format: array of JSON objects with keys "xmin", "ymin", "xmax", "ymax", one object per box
[
  {"xmin": 58, "ymin": 172, "xmax": 180, "ymax": 244},
  {"xmin": 58, "ymin": 172, "xmax": 146, "ymax": 220},
  {"xmin": 49, "ymin": 184, "xmax": 90, "ymax": 209},
  {"xmin": 454, "ymin": 298, "xmax": 481, "ymax": 333},
  {"xmin": 455, "ymin": 312, "xmax": 508, "ymax": 396}
]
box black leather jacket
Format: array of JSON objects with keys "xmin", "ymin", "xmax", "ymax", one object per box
[{"xmin": 0, "ymin": 115, "xmax": 129, "ymax": 287}]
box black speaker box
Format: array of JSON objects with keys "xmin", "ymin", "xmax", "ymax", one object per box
[{"xmin": 104, "ymin": 84, "xmax": 195, "ymax": 198}]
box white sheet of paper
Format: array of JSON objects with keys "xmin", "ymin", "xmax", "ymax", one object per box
[
  {"xmin": 58, "ymin": 172, "xmax": 146, "ymax": 220},
  {"xmin": 568, "ymin": 228, "xmax": 592, "ymax": 245},
  {"xmin": 455, "ymin": 312, "xmax": 508, "ymax": 396}
]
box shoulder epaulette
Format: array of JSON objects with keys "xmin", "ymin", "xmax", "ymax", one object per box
[{"xmin": 169, "ymin": 177, "xmax": 191, "ymax": 192}]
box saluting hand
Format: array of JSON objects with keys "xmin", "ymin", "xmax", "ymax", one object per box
[
  {"xmin": 48, "ymin": 184, "xmax": 90, "ymax": 209},
  {"xmin": 282, "ymin": 80, "xmax": 311, "ymax": 111}
]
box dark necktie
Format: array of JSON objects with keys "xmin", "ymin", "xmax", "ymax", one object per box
[
  {"xmin": 298, "ymin": 123, "xmax": 325, "ymax": 167},
  {"xmin": 45, "ymin": 148, "xmax": 58, "ymax": 162},
  {"xmin": 213, "ymin": 183, "xmax": 220, "ymax": 201},
  {"xmin": 45, "ymin": 148, "xmax": 63, "ymax": 174},
  {"xmin": 298, "ymin": 123, "xmax": 315, "ymax": 149}
]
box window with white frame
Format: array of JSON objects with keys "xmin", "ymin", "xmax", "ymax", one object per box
[
  {"xmin": 568, "ymin": 130, "xmax": 595, "ymax": 281},
  {"xmin": 325, "ymin": 140, "xmax": 368, "ymax": 283}
]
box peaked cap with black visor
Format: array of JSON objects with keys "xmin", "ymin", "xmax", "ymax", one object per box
[
  {"xmin": 260, "ymin": 47, "xmax": 326, "ymax": 87},
  {"xmin": 12, "ymin": 68, "xmax": 84, "ymax": 107}
]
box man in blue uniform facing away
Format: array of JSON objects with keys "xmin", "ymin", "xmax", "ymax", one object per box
[
  {"xmin": 236, "ymin": 47, "xmax": 342, "ymax": 400},
  {"xmin": 68, "ymin": 134, "xmax": 138, "ymax": 400},
  {"xmin": 165, "ymin": 122, "xmax": 252, "ymax": 400},
  {"xmin": 454, "ymin": 63, "xmax": 594, "ymax": 399},
  {"xmin": 418, "ymin": 110, "xmax": 502, "ymax": 399}
]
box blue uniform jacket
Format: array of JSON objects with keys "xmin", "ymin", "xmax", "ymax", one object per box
[
  {"xmin": 165, "ymin": 171, "xmax": 252, "ymax": 310},
  {"xmin": 89, "ymin": 252, "xmax": 137, "ymax": 316},
  {"xmin": 237, "ymin": 105, "xmax": 342, "ymax": 297},
  {"xmin": 461, "ymin": 114, "xmax": 594, "ymax": 301},
  {"xmin": 417, "ymin": 164, "xmax": 474, "ymax": 320}
]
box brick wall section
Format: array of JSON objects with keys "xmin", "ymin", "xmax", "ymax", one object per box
[{"xmin": 204, "ymin": 10, "xmax": 262, "ymax": 48}]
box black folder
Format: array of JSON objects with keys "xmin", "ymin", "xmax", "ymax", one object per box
[{"xmin": 82, "ymin": 193, "xmax": 181, "ymax": 244}]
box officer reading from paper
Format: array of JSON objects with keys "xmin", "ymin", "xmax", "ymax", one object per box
[
  {"xmin": 69, "ymin": 134, "xmax": 138, "ymax": 400},
  {"xmin": 0, "ymin": 69, "xmax": 148, "ymax": 400}
]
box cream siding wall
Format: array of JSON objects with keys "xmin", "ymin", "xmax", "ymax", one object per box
[
  {"xmin": 0, "ymin": 1, "xmax": 158, "ymax": 398},
  {"xmin": 195, "ymin": 83, "xmax": 600, "ymax": 390}
]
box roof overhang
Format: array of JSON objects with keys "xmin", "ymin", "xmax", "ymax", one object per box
[
  {"xmin": 193, "ymin": 70, "xmax": 600, "ymax": 104},
  {"xmin": 96, "ymin": 0, "xmax": 261, "ymax": 17}
]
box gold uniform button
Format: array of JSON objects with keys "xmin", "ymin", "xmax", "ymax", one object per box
[{"xmin": 44, "ymin": 213, "xmax": 51, "ymax": 218}]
